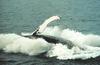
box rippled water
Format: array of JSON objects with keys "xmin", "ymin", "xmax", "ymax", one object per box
[
  {"xmin": 1, "ymin": 0, "xmax": 100, "ymax": 34},
  {"xmin": 0, "ymin": 0, "xmax": 100, "ymax": 65}
]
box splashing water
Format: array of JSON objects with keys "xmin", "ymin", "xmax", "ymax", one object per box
[
  {"xmin": 0, "ymin": 26, "xmax": 100, "ymax": 60},
  {"xmin": 0, "ymin": 34, "xmax": 52, "ymax": 55}
]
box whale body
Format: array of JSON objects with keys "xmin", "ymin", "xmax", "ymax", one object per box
[
  {"xmin": 24, "ymin": 34, "xmax": 74, "ymax": 49},
  {"xmin": 22, "ymin": 16, "xmax": 75, "ymax": 49}
]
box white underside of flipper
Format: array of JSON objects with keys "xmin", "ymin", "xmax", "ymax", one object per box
[
  {"xmin": 22, "ymin": 16, "xmax": 60, "ymax": 36},
  {"xmin": 38, "ymin": 16, "xmax": 60, "ymax": 33}
]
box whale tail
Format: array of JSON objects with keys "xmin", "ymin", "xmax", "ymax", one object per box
[{"xmin": 32, "ymin": 16, "xmax": 60, "ymax": 36}]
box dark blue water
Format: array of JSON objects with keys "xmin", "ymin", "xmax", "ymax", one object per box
[{"xmin": 0, "ymin": 0, "xmax": 100, "ymax": 65}]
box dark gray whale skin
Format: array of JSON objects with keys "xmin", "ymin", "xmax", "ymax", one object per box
[{"xmin": 23, "ymin": 34, "xmax": 74, "ymax": 49}]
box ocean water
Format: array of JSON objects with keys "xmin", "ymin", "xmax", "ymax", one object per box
[{"xmin": 0, "ymin": 0, "xmax": 100, "ymax": 65}]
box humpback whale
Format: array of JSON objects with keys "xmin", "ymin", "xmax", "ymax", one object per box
[{"xmin": 23, "ymin": 16, "xmax": 74, "ymax": 49}]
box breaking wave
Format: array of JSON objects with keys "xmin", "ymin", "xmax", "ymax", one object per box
[{"xmin": 0, "ymin": 26, "xmax": 100, "ymax": 60}]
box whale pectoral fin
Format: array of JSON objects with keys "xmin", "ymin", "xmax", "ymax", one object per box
[
  {"xmin": 32, "ymin": 16, "xmax": 60, "ymax": 35},
  {"xmin": 38, "ymin": 16, "xmax": 60, "ymax": 33}
]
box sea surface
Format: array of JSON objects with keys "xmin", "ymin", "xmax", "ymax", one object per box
[{"xmin": 0, "ymin": 0, "xmax": 100, "ymax": 65}]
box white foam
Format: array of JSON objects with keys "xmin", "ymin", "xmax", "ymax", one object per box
[
  {"xmin": 0, "ymin": 26, "xmax": 100, "ymax": 60},
  {"xmin": 0, "ymin": 34, "xmax": 52, "ymax": 55},
  {"xmin": 42, "ymin": 26, "xmax": 100, "ymax": 60}
]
